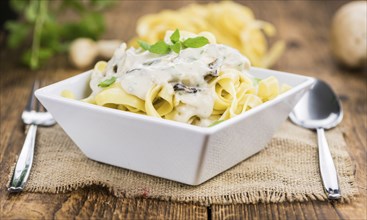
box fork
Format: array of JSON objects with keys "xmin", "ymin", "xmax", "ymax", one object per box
[{"xmin": 8, "ymin": 80, "xmax": 56, "ymax": 192}]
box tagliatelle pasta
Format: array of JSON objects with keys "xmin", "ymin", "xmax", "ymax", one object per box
[
  {"xmin": 131, "ymin": 1, "xmax": 285, "ymax": 68},
  {"xmin": 63, "ymin": 30, "xmax": 290, "ymax": 127}
]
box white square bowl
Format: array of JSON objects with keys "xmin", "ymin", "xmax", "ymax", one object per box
[{"xmin": 35, "ymin": 67, "xmax": 314, "ymax": 185}]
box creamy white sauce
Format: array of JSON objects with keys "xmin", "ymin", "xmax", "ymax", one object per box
[{"xmin": 91, "ymin": 37, "xmax": 251, "ymax": 126}]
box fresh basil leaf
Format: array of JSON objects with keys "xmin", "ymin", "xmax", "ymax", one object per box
[
  {"xmin": 149, "ymin": 40, "xmax": 171, "ymax": 54},
  {"xmin": 171, "ymin": 42, "xmax": 181, "ymax": 53},
  {"xmin": 170, "ymin": 29, "xmax": 180, "ymax": 44},
  {"xmin": 138, "ymin": 40, "xmax": 151, "ymax": 51},
  {"xmin": 98, "ymin": 76, "xmax": 117, "ymax": 87},
  {"xmin": 183, "ymin": 36, "xmax": 209, "ymax": 48},
  {"xmin": 209, "ymin": 120, "xmax": 225, "ymax": 127}
]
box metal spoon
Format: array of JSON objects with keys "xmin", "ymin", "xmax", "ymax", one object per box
[{"xmin": 289, "ymin": 79, "xmax": 343, "ymax": 200}]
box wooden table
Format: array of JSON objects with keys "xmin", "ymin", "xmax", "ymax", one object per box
[{"xmin": 1, "ymin": 1, "xmax": 366, "ymax": 219}]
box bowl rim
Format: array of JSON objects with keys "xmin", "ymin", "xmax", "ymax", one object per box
[{"xmin": 35, "ymin": 67, "xmax": 315, "ymax": 135}]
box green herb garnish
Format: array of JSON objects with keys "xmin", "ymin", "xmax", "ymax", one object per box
[
  {"xmin": 183, "ymin": 36, "xmax": 209, "ymax": 48},
  {"xmin": 149, "ymin": 40, "xmax": 171, "ymax": 54},
  {"xmin": 170, "ymin": 28, "xmax": 180, "ymax": 43},
  {"xmin": 138, "ymin": 40, "xmax": 151, "ymax": 51},
  {"xmin": 98, "ymin": 76, "xmax": 116, "ymax": 87},
  {"xmin": 171, "ymin": 42, "xmax": 181, "ymax": 53},
  {"xmin": 137, "ymin": 29, "xmax": 209, "ymax": 55}
]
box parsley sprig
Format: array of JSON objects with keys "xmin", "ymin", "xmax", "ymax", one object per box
[{"xmin": 138, "ymin": 29, "xmax": 209, "ymax": 55}]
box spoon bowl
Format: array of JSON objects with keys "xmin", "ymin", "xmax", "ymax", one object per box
[{"xmin": 289, "ymin": 79, "xmax": 343, "ymax": 200}]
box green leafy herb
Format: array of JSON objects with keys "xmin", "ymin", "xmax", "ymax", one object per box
[
  {"xmin": 183, "ymin": 36, "xmax": 209, "ymax": 48},
  {"xmin": 171, "ymin": 42, "xmax": 181, "ymax": 53},
  {"xmin": 138, "ymin": 40, "xmax": 151, "ymax": 51},
  {"xmin": 98, "ymin": 77, "xmax": 117, "ymax": 87},
  {"xmin": 149, "ymin": 41, "xmax": 170, "ymax": 54},
  {"xmin": 170, "ymin": 29, "xmax": 180, "ymax": 43},
  {"xmin": 209, "ymin": 120, "xmax": 225, "ymax": 127},
  {"xmin": 137, "ymin": 29, "xmax": 209, "ymax": 55},
  {"xmin": 5, "ymin": 0, "xmax": 114, "ymax": 70}
]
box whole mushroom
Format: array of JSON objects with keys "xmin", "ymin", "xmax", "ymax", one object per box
[
  {"xmin": 69, "ymin": 38, "xmax": 98, "ymax": 69},
  {"xmin": 69, "ymin": 38, "xmax": 121, "ymax": 69},
  {"xmin": 330, "ymin": 1, "xmax": 367, "ymax": 68}
]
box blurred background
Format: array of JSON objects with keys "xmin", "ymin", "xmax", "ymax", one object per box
[{"xmin": 0, "ymin": 0, "xmax": 366, "ymax": 75}]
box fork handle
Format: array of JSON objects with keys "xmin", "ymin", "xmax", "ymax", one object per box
[
  {"xmin": 8, "ymin": 124, "xmax": 37, "ymax": 192},
  {"xmin": 316, "ymin": 128, "xmax": 341, "ymax": 200}
]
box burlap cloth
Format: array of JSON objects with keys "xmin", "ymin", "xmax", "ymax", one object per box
[{"xmin": 10, "ymin": 121, "xmax": 357, "ymax": 205}]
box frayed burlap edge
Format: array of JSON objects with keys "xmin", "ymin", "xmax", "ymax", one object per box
[
  {"xmin": 8, "ymin": 153, "xmax": 357, "ymax": 206},
  {"xmin": 21, "ymin": 181, "xmax": 357, "ymax": 206}
]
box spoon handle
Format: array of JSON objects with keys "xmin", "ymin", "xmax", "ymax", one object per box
[{"xmin": 316, "ymin": 128, "xmax": 341, "ymax": 200}]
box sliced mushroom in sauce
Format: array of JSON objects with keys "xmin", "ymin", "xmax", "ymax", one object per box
[
  {"xmin": 143, "ymin": 58, "xmax": 161, "ymax": 66},
  {"xmin": 126, "ymin": 68, "xmax": 141, "ymax": 74},
  {"xmin": 173, "ymin": 83, "xmax": 199, "ymax": 93},
  {"xmin": 204, "ymin": 59, "xmax": 220, "ymax": 82},
  {"xmin": 113, "ymin": 65, "xmax": 118, "ymax": 73}
]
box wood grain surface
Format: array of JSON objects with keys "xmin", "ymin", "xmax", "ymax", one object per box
[{"xmin": 1, "ymin": 1, "xmax": 366, "ymax": 219}]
